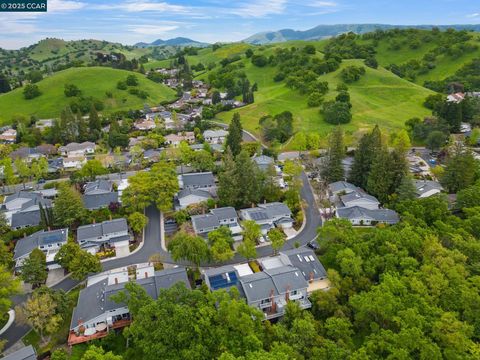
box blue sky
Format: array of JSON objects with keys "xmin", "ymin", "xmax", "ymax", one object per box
[{"xmin": 0, "ymin": 0, "xmax": 479, "ymax": 49}]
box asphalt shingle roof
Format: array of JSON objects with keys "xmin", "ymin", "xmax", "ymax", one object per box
[
  {"xmin": 280, "ymin": 248, "xmax": 327, "ymax": 281},
  {"xmin": 14, "ymin": 228, "xmax": 68, "ymax": 260},
  {"xmin": 77, "ymin": 218, "xmax": 128, "ymax": 242},
  {"xmin": 2, "ymin": 345, "xmax": 36, "ymax": 360},
  {"xmin": 181, "ymin": 172, "xmax": 215, "ymax": 188},
  {"xmin": 336, "ymin": 206, "xmax": 399, "ymax": 223}
]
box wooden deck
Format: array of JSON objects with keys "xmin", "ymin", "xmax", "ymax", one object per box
[{"xmin": 68, "ymin": 319, "xmax": 132, "ymax": 346}]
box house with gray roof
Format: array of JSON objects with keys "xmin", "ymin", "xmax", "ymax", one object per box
[
  {"xmin": 336, "ymin": 206, "xmax": 399, "ymax": 226},
  {"xmin": 1, "ymin": 191, "xmax": 52, "ymax": 229},
  {"xmin": 239, "ymin": 202, "xmax": 293, "ymax": 234},
  {"xmin": 83, "ymin": 180, "xmax": 119, "ymax": 210},
  {"xmin": 2, "ymin": 345, "xmax": 36, "ymax": 360},
  {"xmin": 191, "ymin": 207, "xmax": 242, "ymax": 240},
  {"xmin": 77, "ymin": 218, "xmax": 130, "ymax": 256},
  {"xmin": 177, "ymin": 188, "xmax": 212, "ymax": 210},
  {"xmin": 69, "ymin": 266, "xmax": 190, "ymax": 345},
  {"xmin": 179, "ymin": 172, "xmax": 216, "ymax": 194},
  {"xmin": 328, "ymin": 181, "xmax": 358, "ymax": 196},
  {"xmin": 252, "ymin": 155, "xmax": 274, "ymax": 172},
  {"xmin": 339, "ymin": 190, "xmax": 380, "ymax": 210},
  {"xmin": 259, "ymin": 248, "xmax": 330, "ymax": 293},
  {"xmin": 203, "ymin": 129, "xmax": 228, "ymax": 144},
  {"xmin": 58, "ymin": 141, "xmax": 95, "ymax": 157},
  {"xmin": 414, "ymin": 180, "xmax": 443, "ymax": 198},
  {"xmin": 239, "ymin": 266, "xmax": 311, "ymax": 320},
  {"xmin": 13, "ymin": 228, "xmax": 68, "ymax": 270}
]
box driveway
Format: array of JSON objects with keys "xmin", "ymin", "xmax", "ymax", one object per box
[{"xmin": 2, "ymin": 172, "xmax": 320, "ymax": 351}]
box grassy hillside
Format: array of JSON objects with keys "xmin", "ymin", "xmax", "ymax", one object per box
[
  {"xmin": 212, "ymin": 55, "xmax": 433, "ymax": 139},
  {"xmin": 0, "ymin": 67, "xmax": 176, "ymax": 124}
]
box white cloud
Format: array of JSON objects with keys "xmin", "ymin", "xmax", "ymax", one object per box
[
  {"xmin": 128, "ymin": 24, "xmax": 179, "ymax": 35},
  {"xmin": 94, "ymin": 1, "xmax": 192, "ymax": 14},
  {"xmin": 48, "ymin": 0, "xmax": 86, "ymax": 12},
  {"xmin": 308, "ymin": 1, "xmax": 337, "ymax": 7},
  {"xmin": 227, "ymin": 0, "xmax": 287, "ymax": 18},
  {"xmin": 466, "ymin": 13, "xmax": 479, "ymax": 18}
]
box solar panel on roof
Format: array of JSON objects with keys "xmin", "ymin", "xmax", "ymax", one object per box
[
  {"xmin": 208, "ymin": 271, "xmax": 238, "ymax": 290},
  {"xmin": 250, "ymin": 211, "xmax": 268, "ymax": 221},
  {"xmin": 41, "ymin": 233, "xmax": 63, "ymax": 245}
]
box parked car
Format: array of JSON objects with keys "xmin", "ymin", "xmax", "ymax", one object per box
[
  {"xmin": 37, "ymin": 178, "xmax": 46, "ymax": 184},
  {"xmin": 307, "ymin": 240, "xmax": 319, "ymax": 250}
]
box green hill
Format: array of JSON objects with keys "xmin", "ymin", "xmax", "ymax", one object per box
[
  {"xmin": 0, "ymin": 67, "xmax": 176, "ymax": 124},
  {"xmin": 216, "ymin": 59, "xmax": 432, "ymax": 138}
]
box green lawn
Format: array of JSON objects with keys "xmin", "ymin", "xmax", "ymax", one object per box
[
  {"xmin": 215, "ymin": 59, "xmax": 433, "ymax": 142},
  {"xmin": 0, "ymin": 67, "xmax": 176, "ymax": 124}
]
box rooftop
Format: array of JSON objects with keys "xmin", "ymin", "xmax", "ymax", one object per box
[
  {"xmin": 14, "ymin": 228, "xmax": 68, "ymax": 260},
  {"xmin": 181, "ymin": 172, "xmax": 215, "ymax": 188},
  {"xmin": 77, "ymin": 218, "xmax": 128, "ymax": 241}
]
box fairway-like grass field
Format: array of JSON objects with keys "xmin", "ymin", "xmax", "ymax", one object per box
[{"xmin": 0, "ymin": 67, "xmax": 176, "ymax": 124}]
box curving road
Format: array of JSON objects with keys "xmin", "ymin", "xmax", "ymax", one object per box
[{"xmin": 2, "ymin": 172, "xmax": 320, "ymax": 351}]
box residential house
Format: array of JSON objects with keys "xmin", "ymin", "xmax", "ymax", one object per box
[
  {"xmin": 9, "ymin": 147, "xmax": 43, "ymax": 162},
  {"xmin": 327, "ymin": 181, "xmax": 358, "ymax": 197},
  {"xmin": 447, "ymin": 92, "xmax": 465, "ymax": 103},
  {"xmin": 63, "ymin": 156, "xmax": 87, "ymax": 169},
  {"xmin": 239, "ymin": 202, "xmax": 293, "ymax": 234},
  {"xmin": 179, "ymin": 172, "xmax": 216, "ymax": 195},
  {"xmin": 240, "ymin": 266, "xmax": 311, "ymax": 320},
  {"xmin": 191, "ymin": 207, "xmax": 242, "ymax": 240},
  {"xmin": 177, "ymin": 188, "xmax": 212, "ymax": 209},
  {"xmin": 36, "ymin": 144, "xmax": 58, "ymax": 156},
  {"xmin": 83, "ymin": 180, "xmax": 119, "ymax": 210},
  {"xmin": 336, "ymin": 206, "xmax": 400, "ymax": 226},
  {"xmin": 69, "ymin": 266, "xmax": 190, "ymax": 345},
  {"xmin": 13, "ymin": 228, "xmax": 68, "ymax": 270},
  {"xmin": 58, "ymin": 142, "xmax": 95, "ymax": 157},
  {"xmin": 128, "ymin": 136, "xmax": 145, "ymax": 148},
  {"xmin": 2, "ymin": 345, "xmax": 36, "ymax": 360},
  {"xmin": 414, "ymin": 180, "xmax": 443, "ymax": 198},
  {"xmin": 203, "ymin": 129, "xmax": 228, "ymax": 144},
  {"xmin": 252, "ymin": 155, "xmax": 274, "ymax": 172},
  {"xmin": 203, "ymin": 263, "xmax": 311, "ymax": 320},
  {"xmin": 0, "ymin": 128, "xmax": 17, "ymax": 144},
  {"xmin": 134, "ymin": 119, "xmax": 156, "ymax": 131},
  {"xmin": 48, "ymin": 157, "xmax": 64, "ymax": 173},
  {"xmin": 1, "ymin": 191, "xmax": 52, "ymax": 229},
  {"xmin": 339, "ymin": 190, "xmax": 380, "ymax": 210},
  {"xmin": 259, "ymin": 248, "xmax": 330, "ymax": 293},
  {"xmin": 77, "ymin": 218, "xmax": 130, "ymax": 256},
  {"xmin": 164, "ymin": 132, "xmax": 195, "ymax": 147},
  {"xmin": 143, "ymin": 149, "xmax": 162, "ymax": 162}
]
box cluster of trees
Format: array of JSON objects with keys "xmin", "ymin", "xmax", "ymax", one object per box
[
  {"xmin": 259, "ymin": 111, "xmax": 294, "ymax": 143},
  {"xmin": 322, "ymin": 100, "xmax": 352, "ymax": 125},
  {"xmin": 95, "ymin": 197, "xmax": 480, "ymax": 360},
  {"xmin": 439, "ymin": 144, "xmax": 479, "ymax": 193},
  {"xmin": 217, "ymin": 149, "xmax": 283, "ymax": 208},
  {"xmin": 117, "ymin": 75, "xmax": 148, "ymax": 99},
  {"xmin": 340, "ymin": 65, "xmax": 365, "ymax": 83},
  {"xmin": 23, "ymin": 83, "xmax": 41, "ymax": 99},
  {"xmin": 121, "ymin": 161, "xmax": 179, "ymax": 228},
  {"xmin": 348, "ymin": 126, "xmax": 410, "ymax": 203},
  {"xmin": 323, "ymin": 32, "xmax": 375, "ymax": 60},
  {"xmin": 425, "ymin": 57, "xmax": 480, "ymax": 93},
  {"xmin": 54, "ymin": 241, "xmax": 102, "ymax": 280},
  {"xmin": 207, "ymin": 62, "xmax": 252, "ymax": 100}
]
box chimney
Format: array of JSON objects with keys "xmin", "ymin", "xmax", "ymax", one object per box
[
  {"xmin": 214, "ymin": 203, "xmax": 217, "ymax": 209},
  {"xmin": 285, "ymin": 285, "xmax": 290, "ymax": 302},
  {"xmin": 251, "ymin": 202, "xmax": 255, "ymax": 208},
  {"xmin": 270, "ymin": 289, "xmax": 276, "ymax": 313},
  {"xmin": 109, "ymin": 214, "xmax": 112, "ymax": 221},
  {"xmin": 202, "ymin": 208, "xmax": 205, "ymax": 215},
  {"xmin": 24, "ymin": 232, "xmax": 27, "ymax": 238},
  {"xmin": 309, "ymin": 272, "xmax": 314, "ymax": 283},
  {"xmin": 93, "ymin": 218, "xmax": 96, "ymax": 224},
  {"xmin": 47, "ymin": 226, "xmax": 51, "ymax": 231},
  {"xmin": 264, "ymin": 199, "xmax": 266, "ymax": 204},
  {"xmin": 114, "ymin": 277, "xmax": 118, "ymax": 285},
  {"xmin": 145, "ymin": 272, "xmax": 148, "ymax": 278}
]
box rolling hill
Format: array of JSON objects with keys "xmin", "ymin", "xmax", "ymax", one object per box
[
  {"xmin": 214, "ymin": 57, "xmax": 434, "ymax": 141},
  {"xmin": 243, "ymin": 24, "xmax": 480, "ymax": 45},
  {"xmin": 134, "ymin": 37, "xmax": 209, "ymax": 48},
  {"xmin": 0, "ymin": 67, "xmax": 176, "ymax": 124}
]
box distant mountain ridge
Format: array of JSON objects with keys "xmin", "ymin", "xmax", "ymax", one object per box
[
  {"xmin": 134, "ymin": 37, "xmax": 209, "ymax": 48},
  {"xmin": 243, "ymin": 24, "xmax": 480, "ymax": 44}
]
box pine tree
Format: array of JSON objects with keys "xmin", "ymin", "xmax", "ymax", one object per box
[
  {"xmin": 396, "ymin": 177, "xmax": 417, "ymax": 202},
  {"xmin": 225, "ymin": 113, "xmax": 243, "ymax": 156},
  {"xmin": 349, "ymin": 125, "xmax": 382, "ymax": 188},
  {"xmin": 366, "ymin": 146, "xmax": 393, "ymax": 203},
  {"xmin": 217, "ymin": 148, "xmax": 238, "ymax": 206},
  {"xmin": 88, "ymin": 105, "xmax": 101, "ymax": 140},
  {"xmin": 234, "ymin": 150, "xmax": 261, "ymax": 208},
  {"xmin": 76, "ymin": 112, "xmax": 88, "ymax": 142},
  {"xmin": 322, "ymin": 127, "xmax": 345, "ymax": 183}
]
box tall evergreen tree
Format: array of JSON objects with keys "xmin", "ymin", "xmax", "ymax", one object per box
[
  {"xmin": 367, "ymin": 146, "xmax": 394, "ymax": 203},
  {"xmin": 88, "ymin": 105, "xmax": 101, "ymax": 140},
  {"xmin": 322, "ymin": 127, "xmax": 345, "ymax": 183},
  {"xmin": 234, "ymin": 150, "xmax": 261, "ymax": 207},
  {"xmin": 349, "ymin": 125, "xmax": 382, "ymax": 188},
  {"xmin": 0, "ymin": 73, "xmax": 11, "ymax": 93},
  {"xmin": 76, "ymin": 112, "xmax": 88, "ymax": 142},
  {"xmin": 225, "ymin": 113, "xmax": 243, "ymax": 157},
  {"xmin": 217, "ymin": 148, "xmax": 238, "ymax": 206},
  {"xmin": 396, "ymin": 177, "xmax": 417, "ymax": 202},
  {"xmin": 441, "ymin": 146, "xmax": 478, "ymax": 193}
]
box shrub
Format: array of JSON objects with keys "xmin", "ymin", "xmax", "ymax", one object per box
[{"xmin": 23, "ymin": 84, "xmax": 41, "ymax": 99}]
